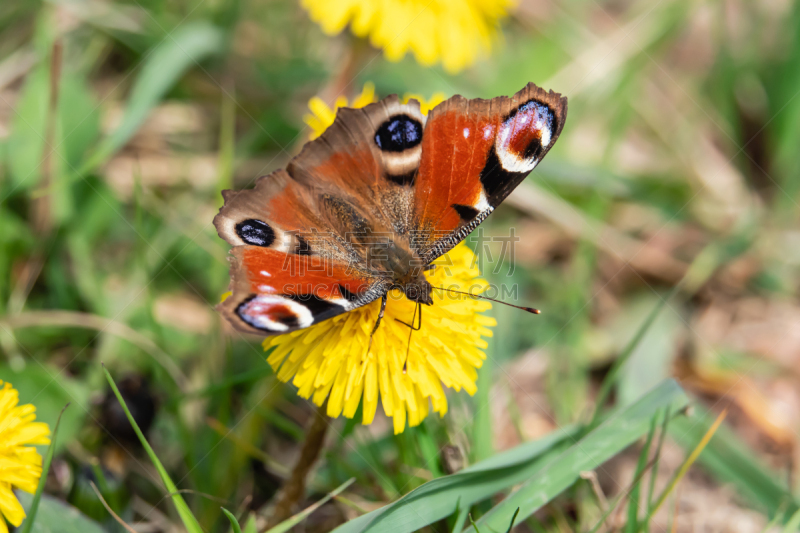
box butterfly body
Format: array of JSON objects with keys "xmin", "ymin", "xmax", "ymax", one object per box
[
  {"xmin": 372, "ymin": 240, "xmax": 433, "ymax": 305},
  {"xmin": 215, "ymin": 83, "xmax": 567, "ymax": 335}
]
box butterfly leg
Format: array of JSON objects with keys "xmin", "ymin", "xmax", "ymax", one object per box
[
  {"xmin": 366, "ymin": 293, "xmax": 388, "ymax": 355},
  {"xmin": 394, "ymin": 302, "xmax": 422, "ymax": 330},
  {"xmin": 400, "ymin": 303, "xmax": 422, "ymax": 373}
]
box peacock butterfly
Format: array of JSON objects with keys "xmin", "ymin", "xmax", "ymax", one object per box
[{"xmin": 214, "ymin": 83, "xmax": 567, "ymax": 335}]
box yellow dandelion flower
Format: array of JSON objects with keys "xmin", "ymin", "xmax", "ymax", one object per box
[
  {"xmin": 264, "ymin": 243, "xmax": 496, "ymax": 434},
  {"xmin": 402, "ymin": 91, "xmax": 447, "ymax": 114},
  {"xmin": 301, "ymin": 0, "xmax": 514, "ymax": 73},
  {"xmin": 0, "ymin": 381, "xmax": 51, "ymax": 532},
  {"xmin": 304, "ymin": 82, "xmax": 377, "ymax": 140},
  {"xmin": 304, "ymin": 82, "xmax": 447, "ymax": 139}
]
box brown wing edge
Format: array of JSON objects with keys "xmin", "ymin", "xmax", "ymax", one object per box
[{"xmin": 213, "ymin": 170, "xmax": 293, "ymax": 248}]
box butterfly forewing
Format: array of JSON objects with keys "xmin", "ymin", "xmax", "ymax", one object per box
[{"xmin": 412, "ymin": 82, "xmax": 567, "ymax": 261}]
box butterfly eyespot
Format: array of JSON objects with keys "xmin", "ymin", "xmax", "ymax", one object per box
[
  {"xmin": 479, "ymin": 99, "xmax": 558, "ymax": 207},
  {"xmin": 374, "ymin": 115, "xmax": 423, "ymax": 152},
  {"xmin": 236, "ymin": 219, "xmax": 275, "ymax": 247},
  {"xmin": 236, "ymin": 294, "xmax": 309, "ymax": 332},
  {"xmin": 495, "ymin": 100, "xmax": 556, "ymax": 172}
]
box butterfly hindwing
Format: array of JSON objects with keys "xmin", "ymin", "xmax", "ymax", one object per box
[
  {"xmin": 219, "ymin": 246, "xmax": 388, "ymax": 335},
  {"xmin": 214, "ymin": 170, "xmax": 389, "ymax": 335}
]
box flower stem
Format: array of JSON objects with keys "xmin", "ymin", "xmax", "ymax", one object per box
[{"xmin": 267, "ymin": 403, "xmax": 330, "ymax": 528}]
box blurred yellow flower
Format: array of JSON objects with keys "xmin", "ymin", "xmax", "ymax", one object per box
[
  {"xmin": 401, "ymin": 91, "xmax": 447, "ymax": 115},
  {"xmin": 301, "ymin": 0, "xmax": 514, "ymax": 73},
  {"xmin": 304, "ymin": 82, "xmax": 446, "ymax": 139},
  {"xmin": 0, "ymin": 381, "xmax": 51, "ymax": 532},
  {"xmin": 264, "ymin": 243, "xmax": 496, "ymax": 434},
  {"xmin": 304, "ymin": 82, "xmax": 377, "ymax": 140}
]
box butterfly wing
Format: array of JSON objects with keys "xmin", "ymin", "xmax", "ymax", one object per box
[
  {"xmin": 219, "ymin": 244, "xmax": 387, "ymax": 335},
  {"xmin": 412, "ymin": 83, "xmax": 567, "ymax": 261},
  {"xmin": 214, "ymin": 169, "xmax": 390, "ymax": 335},
  {"xmin": 215, "ymin": 83, "xmax": 566, "ymax": 334},
  {"xmin": 215, "ymin": 96, "xmax": 431, "ymax": 334},
  {"xmin": 288, "ymin": 95, "xmax": 427, "ymax": 238}
]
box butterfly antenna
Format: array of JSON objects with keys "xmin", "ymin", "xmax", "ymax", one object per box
[{"xmin": 432, "ymin": 286, "xmax": 541, "ymax": 314}]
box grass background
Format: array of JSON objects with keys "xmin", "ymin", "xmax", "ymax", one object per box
[{"xmin": 1, "ymin": 0, "xmax": 799, "ymax": 531}]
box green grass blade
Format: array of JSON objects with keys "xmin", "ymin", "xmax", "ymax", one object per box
[
  {"xmin": 19, "ymin": 403, "xmax": 68, "ymax": 533},
  {"xmin": 472, "ymin": 380, "xmax": 688, "ymax": 533},
  {"xmin": 782, "ymin": 508, "xmax": 800, "ymax": 533},
  {"xmin": 669, "ymin": 403, "xmax": 800, "ymax": 520},
  {"xmin": 468, "ymin": 513, "xmax": 481, "ymax": 532},
  {"xmin": 330, "ymin": 425, "xmax": 579, "ymax": 533},
  {"xmin": 264, "ymin": 477, "xmax": 355, "ymax": 533},
  {"xmin": 416, "ymin": 424, "xmax": 443, "ymax": 479},
  {"xmin": 586, "ymin": 444, "xmax": 667, "ymax": 533},
  {"xmin": 626, "ymin": 415, "xmax": 658, "ymax": 533},
  {"xmin": 638, "ymin": 409, "xmax": 727, "ymax": 530},
  {"xmin": 451, "ymin": 499, "xmax": 469, "ymax": 533},
  {"xmin": 644, "ymin": 408, "xmax": 670, "ymax": 533},
  {"xmin": 221, "ymin": 508, "xmax": 243, "ymax": 533},
  {"xmin": 760, "ymin": 508, "xmax": 788, "ymax": 533},
  {"xmin": 242, "ymin": 514, "xmax": 258, "ymax": 533},
  {"xmin": 103, "ymin": 365, "xmax": 204, "ymax": 533},
  {"xmin": 16, "ymin": 492, "xmax": 106, "ymax": 533},
  {"xmin": 505, "ymin": 508, "xmax": 520, "ymax": 533},
  {"xmin": 79, "ymin": 22, "xmax": 223, "ymax": 176}
]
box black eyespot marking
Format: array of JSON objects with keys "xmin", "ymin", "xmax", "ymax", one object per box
[
  {"xmin": 236, "ymin": 219, "xmax": 275, "ymax": 247},
  {"xmin": 375, "ymin": 115, "xmax": 423, "ymax": 152},
  {"xmin": 235, "ymin": 294, "xmax": 257, "ymax": 324},
  {"xmin": 273, "ymin": 311, "xmax": 300, "ymax": 328},
  {"xmin": 236, "ymin": 294, "xmax": 300, "ymax": 331},
  {"xmin": 235, "ymin": 294, "xmax": 300, "ymax": 333},
  {"xmin": 505, "ymin": 100, "xmax": 556, "ymax": 128},
  {"xmin": 453, "ymin": 204, "xmax": 481, "ymax": 222},
  {"xmin": 283, "ymin": 294, "xmax": 339, "ymax": 324}
]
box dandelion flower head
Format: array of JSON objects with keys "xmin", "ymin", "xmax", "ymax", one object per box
[
  {"xmin": 264, "ymin": 243, "xmax": 497, "ymax": 434},
  {"xmin": 301, "ymin": 0, "xmax": 514, "ymax": 73},
  {"xmin": 0, "ymin": 381, "xmax": 51, "ymax": 532},
  {"xmin": 304, "ymin": 82, "xmax": 445, "ymax": 140}
]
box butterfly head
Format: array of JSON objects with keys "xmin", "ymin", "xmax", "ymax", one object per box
[{"xmin": 400, "ymin": 276, "xmax": 434, "ymax": 306}]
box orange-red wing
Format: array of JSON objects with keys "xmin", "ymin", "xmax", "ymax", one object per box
[
  {"xmin": 287, "ymin": 96, "xmax": 428, "ymax": 237},
  {"xmin": 214, "ymin": 169, "xmax": 367, "ymax": 263},
  {"xmin": 413, "ymin": 83, "xmax": 567, "ymax": 261},
  {"xmin": 218, "ymin": 246, "xmax": 387, "ymax": 335}
]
